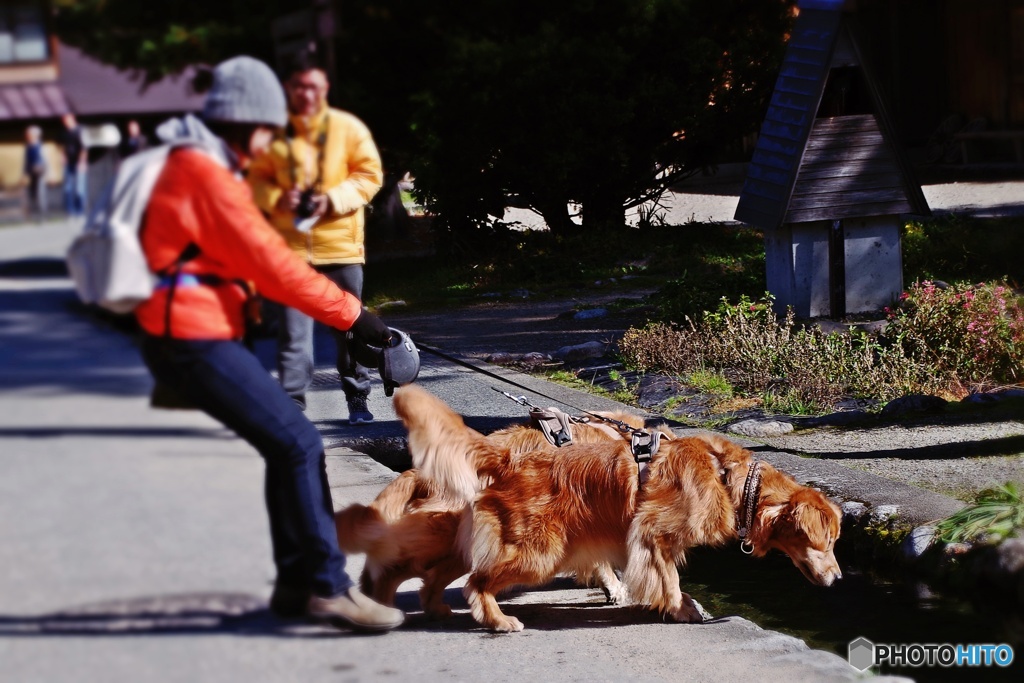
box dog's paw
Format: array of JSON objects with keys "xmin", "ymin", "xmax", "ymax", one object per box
[
  {"xmin": 489, "ymin": 615, "xmax": 525, "ymax": 633},
  {"xmin": 603, "ymin": 581, "xmax": 629, "ymax": 605},
  {"xmin": 669, "ymin": 593, "xmax": 706, "ymax": 624}
]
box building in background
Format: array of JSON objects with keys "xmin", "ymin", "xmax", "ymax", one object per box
[{"xmin": 0, "ymin": 1, "xmax": 203, "ymax": 219}]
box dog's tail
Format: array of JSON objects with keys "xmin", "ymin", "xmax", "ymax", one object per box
[
  {"xmin": 371, "ymin": 469, "xmax": 423, "ymax": 522},
  {"xmin": 393, "ymin": 385, "xmax": 504, "ymax": 502}
]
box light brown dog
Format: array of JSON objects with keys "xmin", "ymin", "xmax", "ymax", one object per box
[
  {"xmin": 393, "ymin": 384, "xmax": 842, "ymax": 632},
  {"xmin": 334, "ymin": 404, "xmax": 671, "ymax": 617}
]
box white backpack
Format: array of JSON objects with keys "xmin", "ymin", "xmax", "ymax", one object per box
[{"xmin": 66, "ymin": 141, "xmax": 214, "ymax": 314}]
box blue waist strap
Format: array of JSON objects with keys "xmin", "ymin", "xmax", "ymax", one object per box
[{"xmin": 155, "ymin": 273, "xmax": 225, "ymax": 289}]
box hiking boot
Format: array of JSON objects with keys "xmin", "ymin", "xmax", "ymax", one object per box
[
  {"xmin": 307, "ymin": 587, "xmax": 405, "ymax": 632},
  {"xmin": 347, "ymin": 394, "xmax": 373, "ymax": 425},
  {"xmin": 268, "ymin": 583, "xmax": 309, "ymax": 619}
]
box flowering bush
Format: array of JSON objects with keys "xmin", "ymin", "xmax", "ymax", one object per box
[
  {"xmin": 883, "ymin": 280, "xmax": 1024, "ymax": 386},
  {"xmin": 620, "ymin": 281, "xmax": 1024, "ymax": 413}
]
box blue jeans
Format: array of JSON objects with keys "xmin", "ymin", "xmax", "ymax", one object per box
[
  {"xmin": 277, "ymin": 264, "xmax": 370, "ymax": 402},
  {"xmin": 141, "ymin": 336, "xmax": 352, "ymax": 597},
  {"xmin": 63, "ymin": 164, "xmax": 86, "ymax": 217}
]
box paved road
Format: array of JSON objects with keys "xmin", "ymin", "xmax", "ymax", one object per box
[{"xmin": 0, "ymin": 221, "xmax": 912, "ymax": 682}]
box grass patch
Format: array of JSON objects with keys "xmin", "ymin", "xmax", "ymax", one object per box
[
  {"xmin": 934, "ymin": 483, "xmax": 1024, "ymax": 543},
  {"xmin": 368, "ymin": 222, "xmax": 765, "ymax": 311},
  {"xmin": 545, "ymin": 369, "xmax": 636, "ymax": 404},
  {"xmin": 687, "ymin": 369, "xmax": 733, "ymax": 397},
  {"xmin": 362, "ymin": 255, "xmax": 478, "ymax": 310}
]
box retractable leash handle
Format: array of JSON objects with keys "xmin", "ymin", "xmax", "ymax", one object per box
[
  {"xmin": 380, "ymin": 328, "xmax": 420, "ymax": 396},
  {"xmin": 351, "ymin": 326, "xmax": 421, "ymax": 396}
]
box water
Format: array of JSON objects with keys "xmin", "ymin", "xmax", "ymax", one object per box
[{"xmin": 681, "ymin": 546, "xmax": 1024, "ymax": 682}]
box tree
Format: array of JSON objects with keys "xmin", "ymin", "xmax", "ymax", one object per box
[
  {"xmin": 338, "ymin": 0, "xmax": 795, "ymax": 237},
  {"xmin": 52, "ymin": 0, "xmax": 795, "ymax": 241},
  {"xmin": 51, "ymin": 0, "xmax": 284, "ymax": 82}
]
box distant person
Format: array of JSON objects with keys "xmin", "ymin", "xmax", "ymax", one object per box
[
  {"xmin": 119, "ymin": 119, "xmax": 149, "ymax": 158},
  {"xmin": 22, "ymin": 125, "xmax": 47, "ymax": 222},
  {"xmin": 135, "ymin": 56, "xmax": 405, "ymax": 631},
  {"xmin": 248, "ymin": 48, "xmax": 384, "ymax": 421},
  {"xmin": 59, "ymin": 112, "xmax": 87, "ymax": 218}
]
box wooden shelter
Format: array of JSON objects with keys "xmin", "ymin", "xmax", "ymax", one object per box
[{"xmin": 734, "ymin": 0, "xmax": 930, "ymax": 319}]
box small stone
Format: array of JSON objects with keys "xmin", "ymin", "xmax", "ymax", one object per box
[
  {"xmin": 870, "ymin": 504, "xmax": 900, "ymax": 522},
  {"xmin": 996, "ymin": 538, "xmax": 1024, "ymax": 575},
  {"xmin": 552, "ymin": 341, "xmax": 607, "ymax": 362},
  {"xmin": 573, "ymin": 308, "xmax": 608, "ymax": 320},
  {"xmin": 519, "ymin": 352, "xmax": 551, "ymax": 367},
  {"xmin": 942, "ymin": 542, "xmax": 972, "ymax": 558},
  {"xmin": 727, "ymin": 419, "xmax": 795, "ymax": 438},
  {"xmin": 841, "ymin": 501, "xmax": 868, "ymax": 523}
]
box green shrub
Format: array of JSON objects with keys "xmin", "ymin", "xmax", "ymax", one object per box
[
  {"xmin": 935, "ymin": 483, "xmax": 1024, "ymax": 544},
  {"xmin": 619, "ymin": 292, "xmax": 950, "ymax": 412},
  {"xmin": 883, "ymin": 280, "xmax": 1024, "ymax": 387}
]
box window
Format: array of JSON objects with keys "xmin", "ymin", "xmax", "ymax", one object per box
[{"xmin": 0, "ymin": 3, "xmax": 49, "ymax": 64}]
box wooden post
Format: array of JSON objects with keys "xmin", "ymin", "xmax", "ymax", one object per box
[{"xmin": 829, "ymin": 219, "xmax": 846, "ymax": 319}]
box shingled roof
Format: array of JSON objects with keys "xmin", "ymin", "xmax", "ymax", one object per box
[
  {"xmin": 734, "ymin": 0, "xmax": 929, "ymax": 229},
  {"xmin": 0, "ymin": 42, "xmax": 203, "ymax": 122}
]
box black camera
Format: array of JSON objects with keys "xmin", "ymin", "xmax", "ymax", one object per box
[{"xmin": 295, "ymin": 189, "xmax": 318, "ymax": 219}]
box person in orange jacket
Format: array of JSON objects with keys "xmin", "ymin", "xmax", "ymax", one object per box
[{"xmin": 136, "ymin": 56, "xmax": 404, "ymax": 632}]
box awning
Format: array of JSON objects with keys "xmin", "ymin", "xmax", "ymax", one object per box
[
  {"xmin": 0, "ymin": 42, "xmax": 204, "ymax": 122},
  {"xmin": 0, "ymin": 83, "xmax": 70, "ymax": 121},
  {"xmin": 56, "ymin": 42, "xmax": 205, "ymax": 117}
]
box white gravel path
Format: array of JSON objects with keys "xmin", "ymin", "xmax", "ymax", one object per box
[{"xmin": 500, "ymin": 176, "xmax": 1024, "ymax": 228}]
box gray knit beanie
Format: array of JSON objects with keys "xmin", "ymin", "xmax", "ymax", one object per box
[{"xmin": 201, "ymin": 56, "xmax": 287, "ymax": 128}]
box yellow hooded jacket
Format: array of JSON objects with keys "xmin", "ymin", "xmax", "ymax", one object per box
[{"xmin": 248, "ymin": 105, "xmax": 383, "ymax": 265}]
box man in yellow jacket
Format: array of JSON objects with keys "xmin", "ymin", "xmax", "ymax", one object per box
[{"xmin": 249, "ymin": 49, "xmax": 383, "ymax": 422}]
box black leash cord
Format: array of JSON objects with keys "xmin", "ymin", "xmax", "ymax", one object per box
[{"xmin": 416, "ymin": 341, "xmax": 641, "ymax": 436}]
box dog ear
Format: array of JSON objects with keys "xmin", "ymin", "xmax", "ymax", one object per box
[
  {"xmin": 758, "ymin": 502, "xmax": 788, "ymax": 525},
  {"xmin": 790, "ymin": 495, "xmax": 841, "ymax": 548}
]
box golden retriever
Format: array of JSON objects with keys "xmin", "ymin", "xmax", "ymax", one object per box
[
  {"xmin": 335, "ymin": 405, "xmax": 672, "ymax": 617},
  {"xmin": 393, "ymin": 384, "xmax": 842, "ymax": 632}
]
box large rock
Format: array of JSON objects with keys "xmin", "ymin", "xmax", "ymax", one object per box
[
  {"xmin": 901, "ymin": 525, "xmax": 938, "ymax": 561},
  {"xmin": 881, "ymin": 394, "xmax": 947, "ymax": 417}
]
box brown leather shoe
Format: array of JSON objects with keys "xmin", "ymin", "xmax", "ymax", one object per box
[
  {"xmin": 307, "ymin": 587, "xmax": 405, "ymax": 632},
  {"xmin": 269, "ymin": 583, "xmax": 309, "ymax": 619}
]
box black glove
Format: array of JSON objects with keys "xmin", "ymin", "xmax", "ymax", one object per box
[{"xmin": 350, "ymin": 308, "xmax": 392, "ymax": 347}]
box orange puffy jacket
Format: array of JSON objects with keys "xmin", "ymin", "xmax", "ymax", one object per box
[{"xmin": 135, "ymin": 148, "xmax": 363, "ymax": 340}]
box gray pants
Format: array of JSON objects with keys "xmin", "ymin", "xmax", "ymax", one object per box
[{"xmin": 277, "ymin": 263, "xmax": 370, "ymax": 402}]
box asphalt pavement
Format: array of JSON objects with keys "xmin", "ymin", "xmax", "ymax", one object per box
[{"xmin": 0, "ymin": 219, "xmax": 922, "ymax": 683}]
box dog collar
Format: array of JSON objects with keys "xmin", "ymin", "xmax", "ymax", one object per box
[{"xmin": 737, "ymin": 461, "xmax": 763, "ymax": 554}]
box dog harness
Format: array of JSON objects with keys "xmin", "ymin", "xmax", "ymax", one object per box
[
  {"xmin": 528, "ymin": 407, "xmax": 581, "ymax": 447},
  {"xmin": 500, "ymin": 389, "xmax": 664, "ymax": 485}
]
